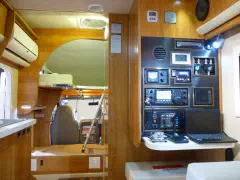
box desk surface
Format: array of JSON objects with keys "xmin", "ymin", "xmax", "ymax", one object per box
[{"xmin": 142, "ymin": 137, "xmax": 235, "ymax": 151}]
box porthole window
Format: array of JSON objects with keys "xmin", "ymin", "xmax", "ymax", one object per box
[{"xmin": 0, "ymin": 65, "xmax": 12, "ymax": 119}]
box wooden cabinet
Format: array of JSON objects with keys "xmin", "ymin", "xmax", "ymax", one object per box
[
  {"xmin": 0, "ymin": 128, "xmax": 32, "ymax": 180},
  {"xmin": 0, "ymin": 1, "xmax": 7, "ymax": 35}
]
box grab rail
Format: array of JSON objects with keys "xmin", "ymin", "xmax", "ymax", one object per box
[{"xmin": 82, "ymin": 92, "xmax": 105, "ymax": 153}]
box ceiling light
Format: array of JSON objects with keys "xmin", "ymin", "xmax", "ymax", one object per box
[
  {"xmin": 174, "ymin": 0, "xmax": 182, "ymax": 5},
  {"xmin": 204, "ymin": 36, "xmax": 225, "ymax": 50},
  {"xmin": 68, "ymin": 17, "xmax": 77, "ymax": 25},
  {"xmin": 80, "ymin": 16, "xmax": 108, "ymax": 29},
  {"xmin": 21, "ymin": 105, "xmax": 32, "ymax": 110},
  {"xmin": 88, "ymin": 4, "xmax": 104, "ymax": 13}
]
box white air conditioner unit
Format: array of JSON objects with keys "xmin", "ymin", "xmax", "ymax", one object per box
[
  {"xmin": 2, "ymin": 23, "xmax": 38, "ymax": 67},
  {"xmin": 39, "ymin": 73, "xmax": 73, "ymax": 87}
]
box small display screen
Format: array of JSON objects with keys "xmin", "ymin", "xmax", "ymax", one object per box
[
  {"xmin": 176, "ymin": 54, "xmax": 187, "ymax": 62},
  {"xmin": 175, "ymin": 70, "xmax": 191, "ymax": 83},
  {"xmin": 149, "ymin": 12, "xmax": 156, "ymax": 16},
  {"xmin": 160, "ymin": 113, "xmax": 177, "ymax": 128},
  {"xmin": 156, "ymin": 91, "xmax": 171, "ymax": 100},
  {"xmin": 147, "ymin": 71, "xmax": 158, "ymax": 82},
  {"xmin": 179, "ymin": 71, "xmax": 189, "ymax": 75}
]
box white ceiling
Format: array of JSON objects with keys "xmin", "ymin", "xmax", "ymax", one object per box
[
  {"xmin": 45, "ymin": 39, "xmax": 107, "ymax": 86},
  {"xmin": 7, "ymin": 0, "xmax": 133, "ymax": 14},
  {"xmin": 17, "ymin": 10, "xmax": 108, "ymax": 28}
]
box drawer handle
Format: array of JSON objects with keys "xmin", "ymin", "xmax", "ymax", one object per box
[
  {"xmin": 27, "ymin": 128, "xmax": 31, "ymax": 133},
  {"xmin": 17, "ymin": 131, "xmax": 21, "ymax": 137},
  {"xmin": 22, "ymin": 129, "xmax": 26, "ymax": 135}
]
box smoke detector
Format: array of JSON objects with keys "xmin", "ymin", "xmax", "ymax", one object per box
[
  {"xmin": 88, "ymin": 4, "xmax": 104, "ymax": 13},
  {"xmin": 80, "ymin": 16, "xmax": 108, "ymax": 29}
]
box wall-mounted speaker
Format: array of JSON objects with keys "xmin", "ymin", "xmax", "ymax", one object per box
[{"xmin": 195, "ymin": 0, "xmax": 210, "ymax": 21}]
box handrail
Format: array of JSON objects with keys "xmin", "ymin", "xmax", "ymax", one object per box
[{"xmin": 82, "ymin": 92, "xmax": 105, "ymax": 153}]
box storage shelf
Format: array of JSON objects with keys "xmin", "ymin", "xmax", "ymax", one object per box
[
  {"xmin": 33, "ymin": 106, "xmax": 46, "ymax": 111},
  {"xmin": 142, "ymin": 137, "xmax": 235, "ymax": 151},
  {"xmin": 39, "ymin": 86, "xmax": 71, "ymax": 91}
]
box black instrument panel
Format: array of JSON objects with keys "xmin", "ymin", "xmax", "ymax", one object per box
[{"xmin": 141, "ymin": 37, "xmax": 219, "ymax": 134}]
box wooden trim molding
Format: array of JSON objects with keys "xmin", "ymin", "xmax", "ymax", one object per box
[
  {"xmin": 0, "ymin": 8, "xmax": 15, "ymax": 57},
  {"xmin": 129, "ymin": 0, "xmax": 141, "ymax": 148},
  {"xmin": 204, "ymin": 15, "xmax": 240, "ymax": 40},
  {"xmin": 0, "ymin": 0, "xmax": 13, "ymax": 10}
]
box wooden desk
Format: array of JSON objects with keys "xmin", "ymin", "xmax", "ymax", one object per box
[{"xmin": 142, "ymin": 137, "xmax": 235, "ymax": 151}]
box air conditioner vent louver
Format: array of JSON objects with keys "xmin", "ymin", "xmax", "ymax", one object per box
[{"xmin": 153, "ymin": 47, "xmax": 166, "ymax": 61}]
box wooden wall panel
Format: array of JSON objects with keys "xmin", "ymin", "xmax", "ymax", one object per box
[
  {"xmin": 34, "ymin": 88, "xmax": 62, "ymax": 146},
  {"xmin": 0, "ymin": 1, "xmax": 7, "ymax": 35},
  {"xmin": 125, "ymin": 1, "xmax": 225, "ymax": 179},
  {"xmin": 129, "ymin": 0, "xmax": 141, "ymax": 147},
  {"xmin": 139, "ymin": 0, "xmax": 202, "ymax": 39},
  {"xmin": 109, "ymin": 13, "xmax": 205, "ymax": 180},
  {"xmin": 108, "ymin": 14, "xmax": 130, "ymax": 179},
  {"xmin": 18, "ymin": 28, "xmax": 105, "ymax": 114},
  {"xmin": 32, "ymin": 155, "xmax": 103, "ymax": 175}
]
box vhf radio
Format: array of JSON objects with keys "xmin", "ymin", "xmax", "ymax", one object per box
[{"xmin": 145, "ymin": 88, "xmax": 189, "ymax": 107}]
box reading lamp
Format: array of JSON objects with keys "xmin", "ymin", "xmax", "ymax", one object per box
[{"xmin": 204, "ymin": 35, "xmax": 225, "ymax": 50}]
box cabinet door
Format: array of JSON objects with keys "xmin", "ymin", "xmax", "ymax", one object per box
[
  {"xmin": 0, "ymin": 145, "xmax": 15, "ymax": 180},
  {"xmin": 0, "ymin": 129, "xmax": 32, "ymax": 180},
  {"xmin": 13, "ymin": 129, "xmax": 31, "ymax": 180}
]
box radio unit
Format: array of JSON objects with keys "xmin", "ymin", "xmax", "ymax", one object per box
[
  {"xmin": 144, "ymin": 109, "xmax": 185, "ymax": 131},
  {"xmin": 145, "ymin": 88, "xmax": 189, "ymax": 106}
]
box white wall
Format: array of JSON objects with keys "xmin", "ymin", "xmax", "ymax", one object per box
[
  {"xmin": 0, "ymin": 63, "xmax": 18, "ymax": 119},
  {"xmin": 221, "ymin": 32, "xmax": 240, "ymax": 158},
  {"xmin": 67, "ymin": 99, "xmax": 99, "ymax": 123}
]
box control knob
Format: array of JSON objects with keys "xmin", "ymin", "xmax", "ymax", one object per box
[{"xmin": 173, "ymin": 96, "xmax": 182, "ymax": 105}]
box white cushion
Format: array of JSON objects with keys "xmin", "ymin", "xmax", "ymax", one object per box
[{"xmin": 187, "ymin": 161, "xmax": 240, "ymax": 180}]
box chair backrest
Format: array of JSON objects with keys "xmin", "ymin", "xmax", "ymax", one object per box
[{"xmin": 50, "ymin": 105, "xmax": 79, "ymax": 145}]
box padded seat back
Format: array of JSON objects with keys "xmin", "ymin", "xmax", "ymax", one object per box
[{"xmin": 50, "ymin": 105, "xmax": 79, "ymax": 145}]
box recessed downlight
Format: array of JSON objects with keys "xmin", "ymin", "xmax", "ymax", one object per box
[{"xmin": 88, "ymin": 4, "xmax": 104, "ymax": 13}]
